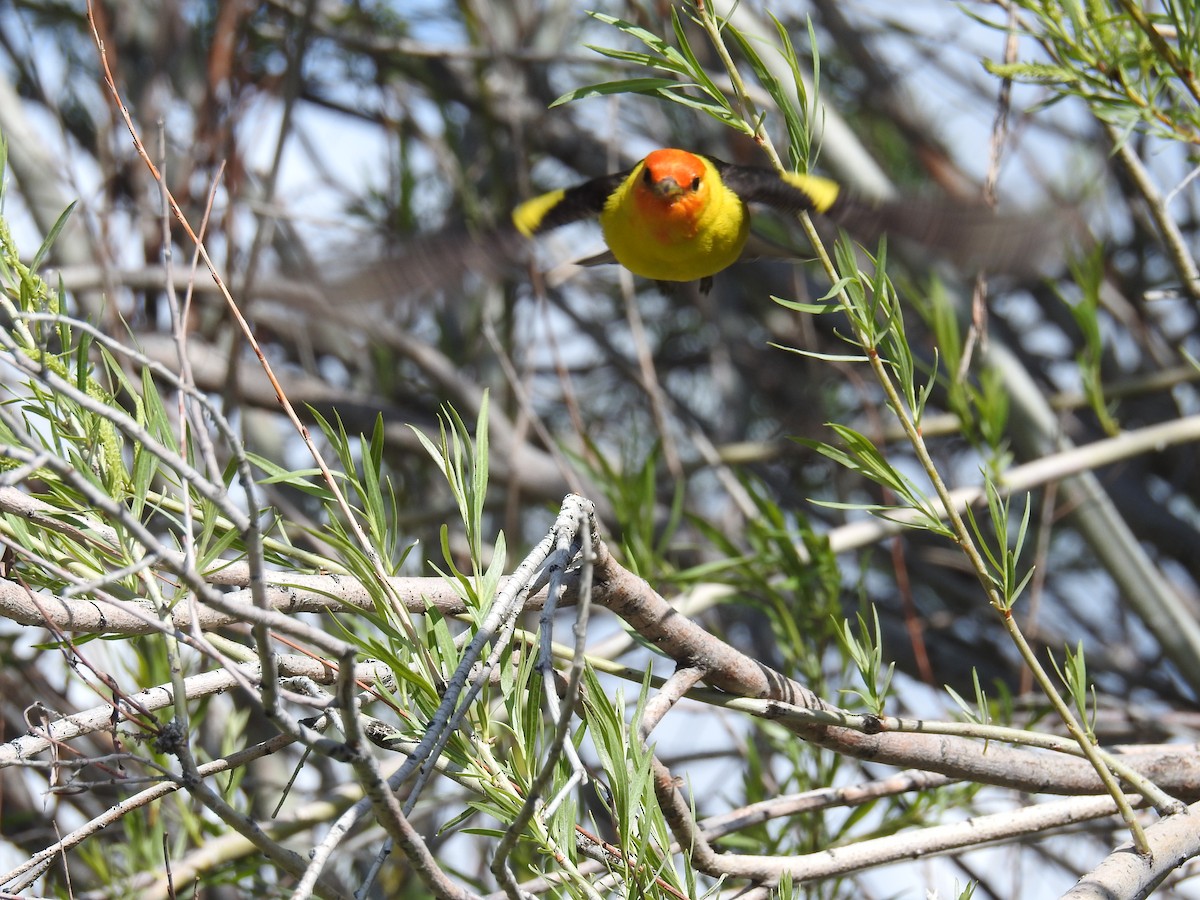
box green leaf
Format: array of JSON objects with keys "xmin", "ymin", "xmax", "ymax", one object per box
[
  {"xmin": 770, "ymin": 297, "xmax": 836, "ymax": 314},
  {"xmin": 945, "ymin": 684, "xmax": 980, "ymax": 723},
  {"xmin": 550, "ymin": 77, "xmax": 686, "ymax": 107},
  {"xmin": 586, "ymin": 12, "xmax": 693, "ymax": 71},
  {"xmin": 983, "ymin": 60, "xmax": 1075, "ymax": 83},
  {"xmin": 672, "ymin": 7, "xmax": 729, "ymax": 104},
  {"xmin": 769, "ymin": 342, "xmax": 869, "ymax": 362},
  {"xmin": 31, "ymin": 202, "xmax": 77, "ymax": 271}
]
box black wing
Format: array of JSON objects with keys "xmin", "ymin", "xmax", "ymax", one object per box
[
  {"xmin": 514, "ymin": 170, "xmax": 631, "ymax": 235},
  {"xmin": 704, "ymin": 156, "xmax": 838, "ymax": 216},
  {"xmin": 708, "ymin": 156, "xmax": 1081, "ymax": 274}
]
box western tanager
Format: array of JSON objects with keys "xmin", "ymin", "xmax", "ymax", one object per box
[
  {"xmin": 513, "ymin": 148, "xmax": 1062, "ymax": 291},
  {"xmin": 322, "ymin": 148, "xmax": 1070, "ymax": 305}
]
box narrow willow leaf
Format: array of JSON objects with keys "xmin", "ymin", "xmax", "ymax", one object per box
[
  {"xmin": 31, "ymin": 202, "xmax": 76, "ymax": 271},
  {"xmin": 550, "ymin": 77, "xmax": 683, "ymax": 108}
]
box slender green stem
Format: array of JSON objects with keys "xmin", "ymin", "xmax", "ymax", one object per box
[
  {"xmin": 999, "ymin": 613, "xmax": 1183, "ymax": 814},
  {"xmin": 694, "ymin": 2, "xmax": 783, "ymax": 170},
  {"xmin": 864, "ymin": 285, "xmax": 1161, "ymax": 846},
  {"xmin": 782, "ymin": 148, "xmax": 1158, "ymax": 856},
  {"xmin": 1105, "ymin": 122, "xmax": 1200, "ymax": 299}
]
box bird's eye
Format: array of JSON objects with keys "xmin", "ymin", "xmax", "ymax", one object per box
[{"xmin": 690, "ymin": 176, "xmax": 701, "ymax": 191}]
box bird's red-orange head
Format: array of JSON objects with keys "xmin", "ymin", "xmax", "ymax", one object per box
[{"xmin": 632, "ymin": 149, "xmax": 709, "ymax": 235}]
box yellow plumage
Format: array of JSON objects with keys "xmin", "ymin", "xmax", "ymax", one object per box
[{"xmin": 598, "ymin": 152, "xmax": 750, "ymax": 282}]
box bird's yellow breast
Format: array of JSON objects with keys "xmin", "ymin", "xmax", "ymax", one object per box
[{"xmin": 599, "ymin": 158, "xmax": 750, "ymax": 282}]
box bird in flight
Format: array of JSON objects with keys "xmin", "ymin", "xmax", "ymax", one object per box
[
  {"xmin": 323, "ymin": 147, "xmax": 1073, "ymax": 307},
  {"xmin": 513, "ymin": 147, "xmax": 1067, "ymax": 292}
]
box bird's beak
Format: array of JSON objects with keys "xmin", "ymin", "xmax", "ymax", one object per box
[{"xmin": 648, "ymin": 176, "xmax": 685, "ymax": 201}]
